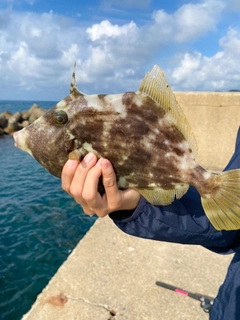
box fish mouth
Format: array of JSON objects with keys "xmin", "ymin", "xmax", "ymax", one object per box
[
  {"xmin": 13, "ymin": 131, "xmax": 20, "ymax": 148},
  {"xmin": 13, "ymin": 129, "xmax": 33, "ymax": 156}
]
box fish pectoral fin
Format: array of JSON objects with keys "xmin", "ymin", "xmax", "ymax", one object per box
[
  {"xmin": 201, "ymin": 169, "xmax": 240, "ymax": 230},
  {"xmin": 135, "ymin": 184, "xmax": 189, "ymax": 206}
]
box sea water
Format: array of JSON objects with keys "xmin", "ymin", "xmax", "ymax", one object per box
[{"xmin": 0, "ymin": 101, "xmax": 96, "ymax": 319}]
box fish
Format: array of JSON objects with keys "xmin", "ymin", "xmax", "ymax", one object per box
[{"xmin": 13, "ymin": 64, "xmax": 240, "ymax": 231}]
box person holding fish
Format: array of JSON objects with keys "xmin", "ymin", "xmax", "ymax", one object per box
[
  {"xmin": 61, "ymin": 129, "xmax": 240, "ymax": 320},
  {"xmin": 13, "ymin": 64, "xmax": 240, "ymax": 319},
  {"xmin": 14, "ymin": 64, "xmax": 240, "ymax": 231}
]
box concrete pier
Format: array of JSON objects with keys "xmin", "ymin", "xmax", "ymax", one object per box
[{"xmin": 22, "ymin": 92, "xmax": 240, "ymax": 319}]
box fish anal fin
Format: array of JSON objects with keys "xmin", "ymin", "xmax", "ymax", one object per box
[
  {"xmin": 135, "ymin": 184, "xmax": 189, "ymax": 205},
  {"xmin": 201, "ymin": 169, "xmax": 240, "ymax": 230},
  {"xmin": 138, "ymin": 65, "xmax": 198, "ymax": 157},
  {"xmin": 70, "ymin": 62, "xmax": 84, "ymax": 96}
]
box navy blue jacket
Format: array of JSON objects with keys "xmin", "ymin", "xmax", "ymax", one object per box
[{"xmin": 110, "ymin": 128, "xmax": 240, "ymax": 320}]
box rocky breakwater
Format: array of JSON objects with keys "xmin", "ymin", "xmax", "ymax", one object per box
[{"xmin": 0, "ymin": 104, "xmax": 48, "ymax": 136}]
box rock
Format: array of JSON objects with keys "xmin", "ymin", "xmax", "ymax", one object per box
[
  {"xmin": 29, "ymin": 107, "xmax": 48, "ymax": 124},
  {"xmin": 21, "ymin": 120, "xmax": 29, "ymax": 128},
  {"xmin": 21, "ymin": 110, "xmax": 30, "ymax": 120},
  {"xmin": 12, "ymin": 112, "xmax": 23, "ymax": 123},
  {"xmin": 0, "ymin": 104, "xmax": 49, "ymax": 134},
  {"xmin": 34, "ymin": 107, "xmax": 48, "ymax": 118},
  {"xmin": 28, "ymin": 103, "xmax": 39, "ymax": 114},
  {"xmin": 1, "ymin": 111, "xmax": 13, "ymax": 120},
  {"xmin": 4, "ymin": 117, "xmax": 22, "ymax": 134},
  {"xmin": 0, "ymin": 114, "xmax": 8, "ymax": 129}
]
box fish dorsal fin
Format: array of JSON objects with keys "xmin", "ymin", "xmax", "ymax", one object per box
[
  {"xmin": 70, "ymin": 62, "xmax": 84, "ymax": 96},
  {"xmin": 139, "ymin": 65, "xmax": 198, "ymax": 157}
]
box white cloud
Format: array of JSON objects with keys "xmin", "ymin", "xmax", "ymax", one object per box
[
  {"xmin": 152, "ymin": 0, "xmax": 225, "ymax": 43},
  {"xmin": 0, "ymin": 0, "xmax": 239, "ymax": 100},
  {"xmin": 170, "ymin": 28, "xmax": 240, "ymax": 91},
  {"xmin": 0, "ymin": 10, "xmax": 88, "ymax": 98},
  {"xmin": 87, "ymin": 20, "xmax": 137, "ymax": 41}
]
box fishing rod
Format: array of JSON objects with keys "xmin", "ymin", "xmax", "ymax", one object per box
[{"xmin": 156, "ymin": 281, "xmax": 214, "ymax": 313}]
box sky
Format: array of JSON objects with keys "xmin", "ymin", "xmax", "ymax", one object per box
[{"xmin": 0, "ymin": 0, "xmax": 240, "ymax": 101}]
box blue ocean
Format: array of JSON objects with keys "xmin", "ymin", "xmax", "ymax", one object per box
[{"xmin": 0, "ymin": 101, "xmax": 96, "ymax": 319}]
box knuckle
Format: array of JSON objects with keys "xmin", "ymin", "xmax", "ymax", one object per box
[
  {"xmin": 103, "ymin": 175, "xmax": 116, "ymax": 189},
  {"xmin": 82, "ymin": 189, "xmax": 94, "ymax": 202},
  {"xmin": 61, "ymin": 181, "xmax": 68, "ymax": 192},
  {"xmin": 98, "ymin": 213, "xmax": 105, "ymax": 218},
  {"xmin": 69, "ymin": 185, "xmax": 82, "ymax": 199},
  {"xmin": 82, "ymin": 207, "xmax": 94, "ymax": 216},
  {"xmin": 97, "ymin": 210, "xmax": 108, "ymax": 218},
  {"xmin": 88, "ymin": 166, "xmax": 101, "ymax": 179}
]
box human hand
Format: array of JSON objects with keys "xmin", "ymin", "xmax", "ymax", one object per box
[{"xmin": 61, "ymin": 152, "xmax": 141, "ymax": 217}]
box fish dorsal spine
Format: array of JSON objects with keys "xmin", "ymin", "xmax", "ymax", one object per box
[
  {"xmin": 70, "ymin": 62, "xmax": 85, "ymax": 97},
  {"xmin": 138, "ymin": 65, "xmax": 198, "ymax": 157}
]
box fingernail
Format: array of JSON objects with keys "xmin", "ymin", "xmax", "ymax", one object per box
[
  {"xmin": 84, "ymin": 153, "xmax": 94, "ymax": 163},
  {"xmin": 66, "ymin": 159, "xmax": 78, "ymax": 168},
  {"xmin": 96, "ymin": 159, "xmax": 101, "ymax": 167},
  {"xmin": 100, "ymin": 159, "xmax": 109, "ymax": 169}
]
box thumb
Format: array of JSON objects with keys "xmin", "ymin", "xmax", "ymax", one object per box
[
  {"xmin": 100, "ymin": 158, "xmax": 141, "ymax": 211},
  {"xmin": 100, "ymin": 158, "xmax": 118, "ymax": 194}
]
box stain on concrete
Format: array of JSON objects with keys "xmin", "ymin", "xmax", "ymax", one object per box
[{"xmin": 47, "ymin": 293, "xmax": 68, "ymax": 307}]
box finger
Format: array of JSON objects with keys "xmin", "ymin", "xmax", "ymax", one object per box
[
  {"xmin": 81, "ymin": 204, "xmax": 96, "ymax": 216},
  {"xmin": 100, "ymin": 159, "xmax": 122, "ymax": 209},
  {"xmin": 69, "ymin": 153, "xmax": 98, "ymax": 202},
  {"xmin": 61, "ymin": 160, "xmax": 79, "ymax": 193},
  {"xmin": 82, "ymin": 165, "xmax": 102, "ymax": 208},
  {"xmin": 100, "ymin": 158, "xmax": 141, "ymax": 212}
]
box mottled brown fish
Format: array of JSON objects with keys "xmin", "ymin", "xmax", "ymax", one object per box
[{"xmin": 14, "ymin": 64, "xmax": 240, "ymax": 231}]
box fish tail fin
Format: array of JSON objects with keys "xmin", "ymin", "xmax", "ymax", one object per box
[{"xmin": 201, "ymin": 169, "xmax": 240, "ymax": 230}]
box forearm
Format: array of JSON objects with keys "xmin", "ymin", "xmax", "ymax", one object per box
[{"xmin": 109, "ymin": 187, "xmax": 240, "ymax": 254}]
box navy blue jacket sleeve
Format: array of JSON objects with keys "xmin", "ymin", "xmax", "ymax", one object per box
[{"xmin": 109, "ymin": 128, "xmax": 240, "ymax": 254}]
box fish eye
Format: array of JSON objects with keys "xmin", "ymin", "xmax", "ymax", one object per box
[{"xmin": 53, "ymin": 110, "xmax": 68, "ymax": 126}]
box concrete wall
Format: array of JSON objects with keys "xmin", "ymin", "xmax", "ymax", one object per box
[{"xmin": 175, "ymin": 92, "xmax": 240, "ymax": 171}]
